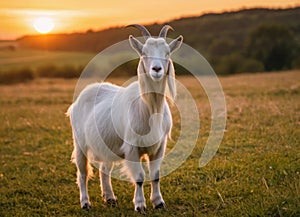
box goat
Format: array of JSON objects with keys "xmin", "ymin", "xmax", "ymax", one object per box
[{"xmin": 67, "ymin": 24, "xmax": 183, "ymax": 213}]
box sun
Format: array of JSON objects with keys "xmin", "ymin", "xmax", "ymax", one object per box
[{"xmin": 33, "ymin": 17, "xmax": 55, "ymax": 34}]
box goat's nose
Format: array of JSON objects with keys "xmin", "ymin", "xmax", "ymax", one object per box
[{"xmin": 152, "ymin": 66, "xmax": 162, "ymax": 73}]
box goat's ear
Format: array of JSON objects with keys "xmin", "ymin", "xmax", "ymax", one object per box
[
  {"xmin": 129, "ymin": 35, "xmax": 143, "ymax": 56},
  {"xmin": 167, "ymin": 60, "xmax": 176, "ymax": 101},
  {"xmin": 169, "ymin": 35, "xmax": 183, "ymax": 54}
]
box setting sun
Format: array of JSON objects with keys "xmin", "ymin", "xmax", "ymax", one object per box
[{"xmin": 33, "ymin": 17, "xmax": 55, "ymax": 34}]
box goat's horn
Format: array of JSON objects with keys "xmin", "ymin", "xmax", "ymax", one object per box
[
  {"xmin": 126, "ymin": 24, "xmax": 151, "ymax": 39},
  {"xmin": 159, "ymin": 25, "xmax": 174, "ymax": 38}
]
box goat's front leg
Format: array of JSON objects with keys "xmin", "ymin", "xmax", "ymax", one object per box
[
  {"xmin": 149, "ymin": 143, "xmax": 166, "ymax": 209},
  {"xmin": 149, "ymin": 157, "xmax": 166, "ymax": 209},
  {"xmin": 99, "ymin": 162, "xmax": 117, "ymax": 206},
  {"xmin": 124, "ymin": 146, "xmax": 146, "ymax": 214}
]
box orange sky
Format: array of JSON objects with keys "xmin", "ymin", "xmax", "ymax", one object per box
[{"xmin": 0, "ymin": 0, "xmax": 299, "ymax": 40}]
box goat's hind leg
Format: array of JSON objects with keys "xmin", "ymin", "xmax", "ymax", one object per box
[
  {"xmin": 99, "ymin": 162, "xmax": 117, "ymax": 206},
  {"xmin": 73, "ymin": 146, "xmax": 91, "ymax": 210}
]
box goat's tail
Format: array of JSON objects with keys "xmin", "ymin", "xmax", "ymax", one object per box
[{"xmin": 66, "ymin": 104, "xmax": 73, "ymax": 118}]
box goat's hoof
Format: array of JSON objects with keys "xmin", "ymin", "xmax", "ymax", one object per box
[
  {"xmin": 81, "ymin": 202, "xmax": 91, "ymax": 210},
  {"xmin": 155, "ymin": 202, "xmax": 166, "ymax": 209},
  {"xmin": 136, "ymin": 206, "xmax": 146, "ymax": 214},
  {"xmin": 105, "ymin": 198, "xmax": 118, "ymax": 207}
]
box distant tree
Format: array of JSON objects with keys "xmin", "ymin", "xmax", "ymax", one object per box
[
  {"xmin": 208, "ymin": 38, "xmax": 235, "ymax": 59},
  {"xmin": 214, "ymin": 52, "xmax": 265, "ymax": 75},
  {"xmin": 214, "ymin": 53, "xmax": 244, "ymax": 75},
  {"xmin": 86, "ymin": 29, "xmax": 95, "ymax": 34},
  {"xmin": 246, "ymin": 24, "xmax": 298, "ymax": 71}
]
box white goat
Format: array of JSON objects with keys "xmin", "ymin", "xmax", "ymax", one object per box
[{"xmin": 67, "ymin": 24, "xmax": 183, "ymax": 213}]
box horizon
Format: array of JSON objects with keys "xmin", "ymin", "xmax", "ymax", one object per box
[{"xmin": 1, "ymin": 1, "xmax": 300, "ymax": 40}]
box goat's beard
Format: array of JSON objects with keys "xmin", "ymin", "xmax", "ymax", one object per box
[
  {"xmin": 138, "ymin": 76, "xmax": 166, "ymax": 114},
  {"xmin": 141, "ymin": 92, "xmax": 165, "ymax": 114}
]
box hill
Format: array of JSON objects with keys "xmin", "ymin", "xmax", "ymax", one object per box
[{"xmin": 15, "ymin": 7, "xmax": 300, "ymax": 74}]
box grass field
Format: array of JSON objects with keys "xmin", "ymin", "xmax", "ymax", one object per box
[
  {"xmin": 0, "ymin": 49, "xmax": 95, "ymax": 71},
  {"xmin": 0, "ymin": 49, "xmax": 96, "ymax": 84},
  {"xmin": 0, "ymin": 71, "xmax": 299, "ymax": 216}
]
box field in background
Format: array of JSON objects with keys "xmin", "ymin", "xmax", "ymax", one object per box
[
  {"xmin": 0, "ymin": 48, "xmax": 95, "ymax": 84},
  {"xmin": 0, "ymin": 49, "xmax": 94, "ymax": 71},
  {"xmin": 0, "ymin": 71, "xmax": 299, "ymax": 216}
]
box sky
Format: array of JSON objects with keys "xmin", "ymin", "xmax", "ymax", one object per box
[{"xmin": 0, "ymin": 0, "xmax": 299, "ymax": 40}]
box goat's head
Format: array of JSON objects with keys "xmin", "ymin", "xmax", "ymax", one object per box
[
  {"xmin": 128, "ymin": 24, "xmax": 183, "ymax": 101},
  {"xmin": 128, "ymin": 24, "xmax": 183, "ymax": 82}
]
